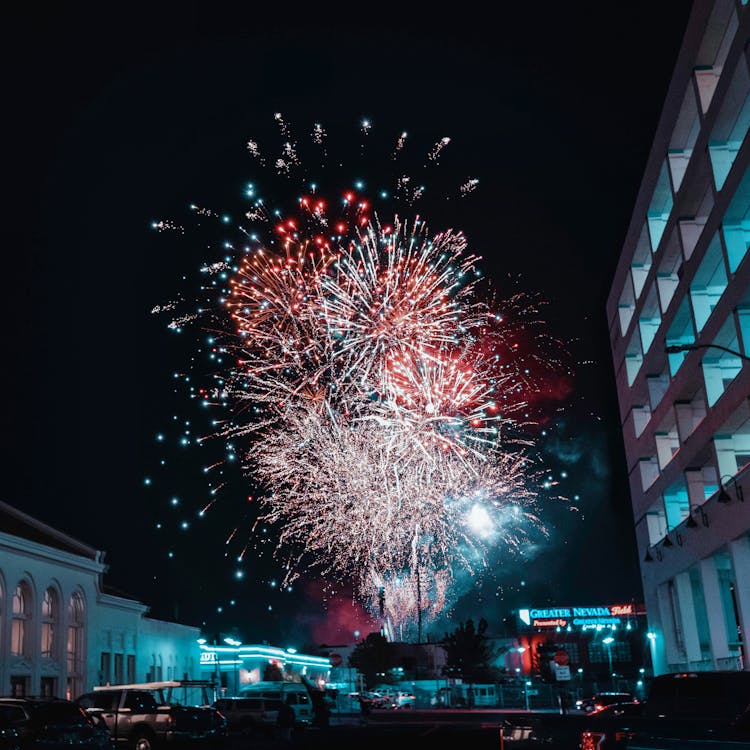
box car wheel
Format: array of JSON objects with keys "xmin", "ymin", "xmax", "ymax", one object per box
[{"xmin": 131, "ymin": 731, "xmax": 155, "ymax": 750}]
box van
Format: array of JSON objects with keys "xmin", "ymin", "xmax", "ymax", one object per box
[
  {"xmin": 237, "ymin": 681, "xmax": 313, "ymax": 725},
  {"xmin": 211, "ymin": 696, "xmax": 282, "ymax": 735}
]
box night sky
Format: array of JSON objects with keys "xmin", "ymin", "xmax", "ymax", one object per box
[{"xmin": 5, "ymin": 2, "xmax": 693, "ymax": 648}]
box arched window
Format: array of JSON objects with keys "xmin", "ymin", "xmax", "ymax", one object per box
[
  {"xmin": 41, "ymin": 588, "xmax": 58, "ymax": 658},
  {"xmin": 11, "ymin": 581, "xmax": 31, "ymax": 657},
  {"xmin": 66, "ymin": 592, "xmax": 85, "ymax": 700}
]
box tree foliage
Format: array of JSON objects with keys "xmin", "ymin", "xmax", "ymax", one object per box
[
  {"xmin": 442, "ymin": 618, "xmax": 501, "ymax": 684},
  {"xmin": 348, "ymin": 631, "xmax": 399, "ymax": 689}
]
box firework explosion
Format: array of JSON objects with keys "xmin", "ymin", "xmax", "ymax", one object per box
[{"xmin": 155, "ymin": 117, "xmax": 569, "ymax": 635}]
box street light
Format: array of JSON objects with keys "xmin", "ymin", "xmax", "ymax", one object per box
[
  {"xmin": 602, "ymin": 637, "xmax": 614, "ymax": 690},
  {"xmin": 665, "ymin": 342, "xmax": 750, "ymax": 362},
  {"xmin": 516, "ymin": 645, "xmax": 526, "ymax": 671},
  {"xmin": 718, "ymin": 474, "xmax": 745, "ymax": 504}
]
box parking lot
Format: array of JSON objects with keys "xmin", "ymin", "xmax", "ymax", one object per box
[{"xmin": 221, "ymin": 707, "xmax": 575, "ymax": 749}]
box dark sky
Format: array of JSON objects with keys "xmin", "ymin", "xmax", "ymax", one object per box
[{"xmin": 5, "ymin": 2, "xmax": 693, "ymax": 648}]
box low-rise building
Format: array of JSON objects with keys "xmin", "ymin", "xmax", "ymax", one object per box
[{"xmin": 0, "ymin": 500, "xmax": 201, "ymax": 698}]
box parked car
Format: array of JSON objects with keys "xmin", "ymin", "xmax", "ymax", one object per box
[
  {"xmin": 587, "ymin": 701, "xmax": 644, "ymax": 718},
  {"xmin": 358, "ymin": 692, "xmax": 390, "ymax": 708},
  {"xmin": 0, "ymin": 710, "xmax": 21, "ymax": 750},
  {"xmin": 0, "ymin": 697, "xmax": 114, "ymax": 750},
  {"xmin": 77, "ymin": 684, "xmax": 227, "ymax": 750},
  {"xmin": 392, "ymin": 691, "xmax": 416, "ymax": 709},
  {"xmin": 576, "ymin": 692, "xmax": 636, "ymax": 713},
  {"xmin": 372, "ymin": 687, "xmax": 402, "ymax": 707},
  {"xmin": 211, "ymin": 697, "xmax": 283, "ymax": 735},
  {"xmin": 238, "ymin": 681, "xmax": 313, "ymax": 725}
]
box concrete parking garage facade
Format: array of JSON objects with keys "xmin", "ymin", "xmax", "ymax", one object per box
[{"xmin": 607, "ymin": 0, "xmax": 750, "ymax": 674}]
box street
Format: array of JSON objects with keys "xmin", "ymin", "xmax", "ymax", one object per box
[{"xmin": 221, "ymin": 708, "xmax": 582, "ymax": 750}]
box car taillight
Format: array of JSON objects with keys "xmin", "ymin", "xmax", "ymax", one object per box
[
  {"xmin": 594, "ymin": 704, "xmax": 604, "ymax": 712},
  {"xmin": 615, "ymin": 730, "xmax": 634, "ymax": 742},
  {"xmin": 581, "ymin": 731, "xmax": 606, "ymax": 750}
]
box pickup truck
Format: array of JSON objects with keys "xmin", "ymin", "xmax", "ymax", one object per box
[
  {"xmin": 502, "ymin": 671, "xmax": 750, "ymax": 750},
  {"xmin": 76, "ymin": 682, "xmax": 227, "ymax": 750}
]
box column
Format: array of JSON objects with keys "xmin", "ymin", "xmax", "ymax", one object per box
[
  {"xmin": 700, "ymin": 556, "xmax": 731, "ymax": 665},
  {"xmin": 728, "ymin": 536, "xmax": 750, "ymax": 671},
  {"xmin": 656, "ymin": 583, "xmax": 680, "ymax": 670},
  {"xmin": 675, "ymin": 572, "xmax": 702, "ymax": 665}
]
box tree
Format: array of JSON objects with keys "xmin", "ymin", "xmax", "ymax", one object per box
[
  {"xmin": 348, "ymin": 632, "xmax": 399, "ymax": 689},
  {"xmin": 441, "ymin": 618, "xmax": 501, "ymax": 685}
]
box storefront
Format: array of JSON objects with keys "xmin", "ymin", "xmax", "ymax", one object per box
[{"xmin": 510, "ymin": 602, "xmax": 651, "ymax": 691}]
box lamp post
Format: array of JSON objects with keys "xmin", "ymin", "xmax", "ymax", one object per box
[
  {"xmin": 516, "ymin": 646, "xmax": 526, "ymax": 675},
  {"xmin": 665, "ymin": 343, "xmax": 750, "ymax": 362},
  {"xmin": 718, "ymin": 474, "xmax": 745, "ymax": 504},
  {"xmin": 602, "ymin": 637, "xmax": 614, "ymax": 690}
]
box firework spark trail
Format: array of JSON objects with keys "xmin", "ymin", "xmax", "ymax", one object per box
[
  {"xmin": 151, "ymin": 219, "xmax": 184, "ymax": 233},
  {"xmin": 312, "ymin": 122, "xmax": 326, "ymax": 146},
  {"xmin": 274, "ymin": 112, "xmax": 291, "ymax": 138},
  {"xmin": 221, "ymin": 216, "xmax": 495, "ymax": 436},
  {"xmin": 249, "ymin": 400, "xmax": 543, "ymax": 624},
  {"xmin": 246, "ymin": 141, "xmax": 265, "ymax": 165},
  {"xmin": 391, "ymin": 131, "xmax": 408, "ymax": 159},
  {"xmin": 315, "ymin": 218, "xmax": 485, "ymax": 385},
  {"xmin": 396, "ymin": 176, "xmax": 425, "ymax": 205},
  {"xmin": 460, "ymin": 178, "xmax": 480, "ymax": 196},
  {"xmin": 427, "ymin": 136, "xmax": 451, "ymax": 163},
  {"xmin": 190, "ymin": 204, "xmax": 220, "ymax": 217},
  {"xmin": 156, "ymin": 115, "xmax": 569, "ymax": 630}
]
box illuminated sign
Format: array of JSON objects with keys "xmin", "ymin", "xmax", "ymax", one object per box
[
  {"xmin": 518, "ymin": 604, "xmax": 645, "ymax": 629},
  {"xmin": 200, "ymin": 652, "xmax": 217, "ymax": 664}
]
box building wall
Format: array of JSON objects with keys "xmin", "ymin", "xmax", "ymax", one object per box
[
  {"xmin": 198, "ymin": 643, "xmax": 331, "ymax": 694},
  {"xmin": 607, "ymin": 0, "xmax": 750, "ymax": 674},
  {"xmin": 0, "ymin": 524, "xmax": 202, "ymax": 698}
]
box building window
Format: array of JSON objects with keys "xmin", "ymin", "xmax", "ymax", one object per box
[
  {"xmin": 647, "ymin": 159, "xmax": 674, "ymax": 252},
  {"xmin": 10, "ymin": 676, "xmax": 28, "ymax": 698},
  {"xmin": 562, "ymin": 643, "xmax": 579, "ymax": 664},
  {"xmin": 709, "ymin": 57, "xmax": 750, "ymax": 192},
  {"xmin": 40, "ymin": 677, "xmax": 56, "ymax": 698},
  {"xmin": 127, "ymin": 655, "xmax": 136, "ymax": 683},
  {"xmin": 114, "ymin": 654, "xmax": 123, "ymax": 685},
  {"xmin": 702, "ymin": 318, "xmax": 743, "ymax": 407},
  {"xmin": 100, "ymin": 652, "xmax": 111, "ymax": 685},
  {"xmin": 66, "ymin": 592, "xmax": 85, "ymax": 699},
  {"xmin": 587, "ymin": 643, "xmax": 607, "ymax": 663},
  {"xmin": 41, "ymin": 588, "xmax": 58, "ymax": 659},
  {"xmin": 11, "ymin": 582, "xmax": 31, "ymax": 657}
]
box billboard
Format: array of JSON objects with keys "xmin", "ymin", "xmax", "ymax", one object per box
[{"xmin": 517, "ymin": 603, "xmax": 646, "ymax": 630}]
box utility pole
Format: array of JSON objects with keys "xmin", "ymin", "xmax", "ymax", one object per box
[{"xmin": 416, "ymin": 566, "xmax": 422, "ymax": 644}]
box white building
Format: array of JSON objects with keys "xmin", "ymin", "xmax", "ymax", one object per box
[
  {"xmin": 0, "ymin": 500, "xmax": 201, "ymax": 698},
  {"xmin": 607, "ymin": 1, "xmax": 750, "ymax": 674}
]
